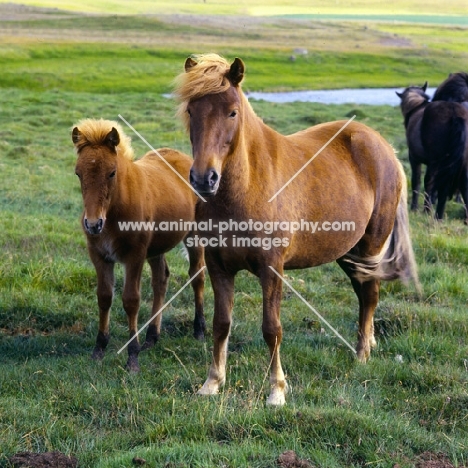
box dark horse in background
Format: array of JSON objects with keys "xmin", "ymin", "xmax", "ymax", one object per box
[
  {"xmin": 175, "ymin": 54, "xmax": 419, "ymax": 406},
  {"xmin": 397, "ymin": 81, "xmax": 468, "ymax": 222},
  {"xmin": 433, "ymin": 72, "xmax": 468, "ymax": 103}
]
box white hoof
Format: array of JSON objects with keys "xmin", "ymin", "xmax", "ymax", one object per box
[
  {"xmin": 197, "ymin": 379, "xmax": 219, "ymax": 396},
  {"xmin": 266, "ymin": 384, "xmax": 287, "ymax": 406}
]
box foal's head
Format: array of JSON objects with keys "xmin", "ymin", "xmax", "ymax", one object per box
[
  {"xmin": 174, "ymin": 54, "xmax": 246, "ymax": 196},
  {"xmin": 72, "ymin": 119, "xmax": 133, "ymax": 235}
]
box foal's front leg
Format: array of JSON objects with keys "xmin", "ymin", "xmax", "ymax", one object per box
[
  {"xmin": 197, "ymin": 266, "xmax": 234, "ymax": 396},
  {"xmin": 122, "ymin": 260, "xmax": 145, "ymax": 372},
  {"xmin": 261, "ymin": 265, "xmax": 287, "ymax": 406},
  {"xmin": 91, "ymin": 254, "xmax": 115, "ymax": 361}
]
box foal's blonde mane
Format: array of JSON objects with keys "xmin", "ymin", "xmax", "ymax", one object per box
[
  {"xmin": 173, "ymin": 54, "xmax": 237, "ymax": 131},
  {"xmin": 73, "ymin": 118, "xmax": 135, "ymax": 160}
]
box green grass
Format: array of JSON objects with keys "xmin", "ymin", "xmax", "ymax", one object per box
[
  {"xmin": 1, "ymin": 6, "xmax": 468, "ymax": 468},
  {"xmin": 1, "ymin": 88, "xmax": 468, "ymax": 467}
]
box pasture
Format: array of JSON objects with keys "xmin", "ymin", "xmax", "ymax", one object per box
[{"xmin": 1, "ymin": 3, "xmax": 468, "ymax": 467}]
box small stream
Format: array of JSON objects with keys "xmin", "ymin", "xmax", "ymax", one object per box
[{"xmin": 246, "ymin": 87, "xmax": 436, "ymax": 106}]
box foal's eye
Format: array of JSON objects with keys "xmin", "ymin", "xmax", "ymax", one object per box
[
  {"xmin": 75, "ymin": 171, "xmax": 81, "ymax": 180},
  {"xmin": 187, "ymin": 109, "xmax": 192, "ymax": 117},
  {"xmin": 109, "ymin": 170, "xmax": 116, "ymax": 179},
  {"xmin": 229, "ymin": 110, "xmax": 238, "ymax": 118}
]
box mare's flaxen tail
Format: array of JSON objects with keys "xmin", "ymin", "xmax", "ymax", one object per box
[{"xmin": 343, "ymin": 163, "xmax": 421, "ymax": 293}]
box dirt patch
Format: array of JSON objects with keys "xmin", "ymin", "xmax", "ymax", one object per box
[
  {"xmin": 8, "ymin": 452, "xmax": 78, "ymax": 468},
  {"xmin": 415, "ymin": 451, "xmax": 466, "ymax": 468},
  {"xmin": 0, "ymin": 3, "xmax": 76, "ymax": 21},
  {"xmin": 277, "ymin": 451, "xmax": 315, "ymax": 468}
]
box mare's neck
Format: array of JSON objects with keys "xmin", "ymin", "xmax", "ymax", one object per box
[{"xmin": 220, "ymin": 98, "xmax": 280, "ymax": 208}]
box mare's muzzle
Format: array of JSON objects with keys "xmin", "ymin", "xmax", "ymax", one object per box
[
  {"xmin": 84, "ymin": 217, "xmax": 104, "ymax": 235},
  {"xmin": 189, "ymin": 168, "xmax": 220, "ymax": 196}
]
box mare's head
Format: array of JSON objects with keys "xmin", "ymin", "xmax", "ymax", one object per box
[
  {"xmin": 72, "ymin": 119, "xmax": 133, "ymax": 235},
  {"xmin": 396, "ymin": 83, "xmax": 430, "ymax": 117},
  {"xmin": 433, "ymin": 72, "xmax": 468, "ymax": 103},
  {"xmin": 174, "ymin": 54, "xmax": 246, "ymax": 196}
]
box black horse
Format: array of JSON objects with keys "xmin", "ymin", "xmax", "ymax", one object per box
[
  {"xmin": 397, "ymin": 84, "xmax": 468, "ymax": 222},
  {"xmin": 433, "ymin": 72, "xmax": 468, "ymax": 103}
]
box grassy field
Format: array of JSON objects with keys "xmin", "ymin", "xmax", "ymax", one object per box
[
  {"xmin": 0, "ymin": 0, "xmax": 467, "ymax": 16},
  {"xmin": 1, "ymin": 3, "xmax": 468, "ymax": 468}
]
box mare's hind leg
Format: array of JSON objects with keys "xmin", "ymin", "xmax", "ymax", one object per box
[
  {"xmin": 90, "ymin": 253, "xmax": 115, "ymax": 361},
  {"xmin": 142, "ymin": 254, "xmax": 169, "ymax": 350},
  {"xmin": 122, "ymin": 260, "xmax": 145, "ymax": 372},
  {"xmin": 184, "ymin": 239, "xmax": 206, "ymax": 340},
  {"xmin": 337, "ymin": 260, "xmax": 380, "ymax": 362},
  {"xmin": 352, "ymin": 278, "xmax": 380, "ymax": 362}
]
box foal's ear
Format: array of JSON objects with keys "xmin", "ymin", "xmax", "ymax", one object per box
[
  {"xmin": 395, "ymin": 91, "xmax": 403, "ymax": 99},
  {"xmin": 227, "ymin": 57, "xmax": 245, "ymax": 86},
  {"xmin": 185, "ymin": 57, "xmax": 197, "ymax": 72},
  {"xmin": 422, "ymin": 81, "xmax": 428, "ymax": 91},
  {"xmin": 105, "ymin": 127, "xmax": 120, "ymax": 149},
  {"xmin": 72, "ymin": 127, "xmax": 81, "ymax": 145}
]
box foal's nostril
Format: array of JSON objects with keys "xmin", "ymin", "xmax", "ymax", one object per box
[
  {"xmin": 84, "ymin": 217, "xmax": 104, "ymax": 234},
  {"xmin": 207, "ymin": 170, "xmax": 219, "ymax": 188}
]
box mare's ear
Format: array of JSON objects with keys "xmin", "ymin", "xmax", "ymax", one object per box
[
  {"xmin": 185, "ymin": 57, "xmax": 197, "ymax": 72},
  {"xmin": 395, "ymin": 91, "xmax": 403, "ymax": 99},
  {"xmin": 105, "ymin": 127, "xmax": 120, "ymax": 149},
  {"xmin": 422, "ymin": 81, "xmax": 428, "ymax": 91},
  {"xmin": 72, "ymin": 127, "xmax": 81, "ymax": 145},
  {"xmin": 227, "ymin": 57, "xmax": 245, "ymax": 86}
]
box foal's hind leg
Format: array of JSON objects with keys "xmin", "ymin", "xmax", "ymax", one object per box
[
  {"xmin": 184, "ymin": 239, "xmax": 206, "ymax": 340},
  {"xmin": 122, "ymin": 260, "xmax": 145, "ymax": 372},
  {"xmin": 142, "ymin": 254, "xmax": 169, "ymax": 350}
]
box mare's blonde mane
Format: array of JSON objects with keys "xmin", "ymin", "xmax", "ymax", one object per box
[
  {"xmin": 73, "ymin": 118, "xmax": 135, "ymax": 160},
  {"xmin": 173, "ymin": 54, "xmax": 237, "ymax": 131}
]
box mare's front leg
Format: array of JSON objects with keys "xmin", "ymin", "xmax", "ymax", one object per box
[
  {"xmin": 197, "ymin": 263, "xmax": 234, "ymax": 396},
  {"xmin": 90, "ymin": 254, "xmax": 115, "ymax": 361},
  {"xmin": 142, "ymin": 254, "xmax": 169, "ymax": 350},
  {"xmin": 185, "ymin": 238, "xmax": 206, "ymax": 340},
  {"xmin": 122, "ymin": 260, "xmax": 145, "ymax": 372},
  {"xmin": 261, "ymin": 264, "xmax": 287, "ymax": 406}
]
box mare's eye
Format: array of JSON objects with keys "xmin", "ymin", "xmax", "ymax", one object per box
[
  {"xmin": 229, "ymin": 110, "xmax": 238, "ymax": 118},
  {"xmin": 75, "ymin": 171, "xmax": 81, "ymax": 179},
  {"xmin": 187, "ymin": 109, "xmax": 192, "ymax": 117},
  {"xmin": 109, "ymin": 170, "xmax": 116, "ymax": 179}
]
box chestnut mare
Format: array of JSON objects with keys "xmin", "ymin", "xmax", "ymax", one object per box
[
  {"xmin": 174, "ymin": 54, "xmax": 419, "ymax": 405},
  {"xmin": 72, "ymin": 119, "xmax": 205, "ymax": 372}
]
